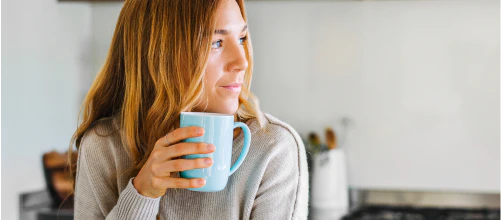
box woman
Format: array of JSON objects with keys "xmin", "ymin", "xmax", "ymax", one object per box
[{"xmin": 69, "ymin": 0, "xmax": 308, "ymax": 219}]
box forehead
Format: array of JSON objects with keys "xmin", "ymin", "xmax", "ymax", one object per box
[{"xmin": 214, "ymin": 0, "xmax": 246, "ymax": 29}]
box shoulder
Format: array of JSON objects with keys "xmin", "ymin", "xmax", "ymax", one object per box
[
  {"xmin": 75, "ymin": 117, "xmax": 128, "ymax": 199},
  {"xmin": 261, "ymin": 113, "xmax": 304, "ymax": 149},
  {"xmin": 79, "ymin": 116, "xmax": 126, "ymax": 160},
  {"xmin": 253, "ymin": 113, "xmax": 305, "ymax": 160}
]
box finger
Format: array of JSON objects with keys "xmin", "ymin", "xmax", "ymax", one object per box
[
  {"xmin": 156, "ymin": 126, "xmax": 204, "ymax": 147},
  {"xmin": 161, "ymin": 142, "xmax": 215, "ymax": 160},
  {"xmin": 153, "ymin": 176, "xmax": 206, "ymax": 189},
  {"xmin": 151, "ymin": 142, "xmax": 214, "ymax": 162},
  {"xmin": 151, "ymin": 158, "xmax": 213, "ymax": 176}
]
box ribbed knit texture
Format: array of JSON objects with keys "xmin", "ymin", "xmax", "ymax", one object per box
[{"xmin": 74, "ymin": 113, "xmax": 309, "ymax": 219}]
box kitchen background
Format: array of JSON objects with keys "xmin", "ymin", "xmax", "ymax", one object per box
[{"xmin": 2, "ymin": 0, "xmax": 499, "ymax": 219}]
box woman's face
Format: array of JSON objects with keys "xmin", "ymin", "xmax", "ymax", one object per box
[{"xmin": 194, "ymin": 0, "xmax": 248, "ymax": 114}]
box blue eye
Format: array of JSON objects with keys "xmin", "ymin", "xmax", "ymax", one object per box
[
  {"xmin": 211, "ymin": 40, "xmax": 222, "ymax": 49},
  {"xmin": 211, "ymin": 36, "xmax": 247, "ymax": 50},
  {"xmin": 239, "ymin": 36, "xmax": 248, "ymax": 45}
]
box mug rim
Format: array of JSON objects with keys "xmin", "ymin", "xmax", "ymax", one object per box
[{"xmin": 181, "ymin": 112, "xmax": 234, "ymax": 117}]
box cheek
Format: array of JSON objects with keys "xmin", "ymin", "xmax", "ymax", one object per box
[
  {"xmin": 204, "ymin": 68, "xmax": 218, "ymax": 89},
  {"xmin": 204, "ymin": 57, "xmax": 224, "ymax": 89}
]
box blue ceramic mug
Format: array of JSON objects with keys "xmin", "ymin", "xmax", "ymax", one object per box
[{"xmin": 179, "ymin": 112, "xmax": 251, "ymax": 192}]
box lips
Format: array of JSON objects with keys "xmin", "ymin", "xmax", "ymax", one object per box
[
  {"xmin": 221, "ymin": 83, "xmax": 242, "ymax": 93},
  {"xmin": 222, "ymin": 83, "xmax": 243, "ymax": 87}
]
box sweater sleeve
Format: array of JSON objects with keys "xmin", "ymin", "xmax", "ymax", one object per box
[
  {"xmin": 74, "ymin": 129, "xmax": 161, "ymax": 219},
  {"xmin": 250, "ymin": 127, "xmax": 309, "ymax": 220}
]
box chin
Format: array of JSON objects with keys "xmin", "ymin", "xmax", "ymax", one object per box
[
  {"xmin": 214, "ymin": 105, "xmax": 239, "ymax": 115},
  {"xmin": 219, "ymin": 108, "xmax": 238, "ymax": 115},
  {"xmin": 199, "ymin": 99, "xmax": 239, "ymax": 114}
]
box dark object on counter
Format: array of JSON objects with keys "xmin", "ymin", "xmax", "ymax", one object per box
[
  {"xmin": 20, "ymin": 189, "xmax": 74, "ymax": 220},
  {"xmin": 308, "ymin": 132, "xmax": 322, "ymax": 146},
  {"xmin": 342, "ymin": 205, "xmax": 500, "ymax": 220},
  {"xmin": 20, "ymin": 189, "xmax": 52, "ymax": 220},
  {"xmin": 42, "ymin": 150, "xmax": 77, "ymax": 209},
  {"xmin": 38, "ymin": 209, "xmax": 74, "ymax": 220},
  {"xmin": 307, "ymin": 132, "xmax": 328, "ymax": 154}
]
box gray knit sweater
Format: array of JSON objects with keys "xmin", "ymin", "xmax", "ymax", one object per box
[{"xmin": 74, "ymin": 113, "xmax": 309, "ymax": 219}]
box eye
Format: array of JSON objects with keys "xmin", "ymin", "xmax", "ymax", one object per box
[
  {"xmin": 239, "ymin": 36, "xmax": 248, "ymax": 45},
  {"xmin": 211, "ymin": 40, "xmax": 222, "ymax": 49}
]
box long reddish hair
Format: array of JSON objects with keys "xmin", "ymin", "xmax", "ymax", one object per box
[{"xmin": 68, "ymin": 0, "xmax": 266, "ymax": 194}]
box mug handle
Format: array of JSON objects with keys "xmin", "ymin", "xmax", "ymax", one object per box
[{"xmin": 229, "ymin": 122, "xmax": 251, "ymax": 176}]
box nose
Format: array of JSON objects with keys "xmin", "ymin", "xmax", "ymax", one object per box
[{"xmin": 225, "ymin": 40, "xmax": 248, "ymax": 73}]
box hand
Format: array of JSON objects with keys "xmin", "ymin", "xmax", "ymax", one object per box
[{"xmin": 133, "ymin": 126, "xmax": 215, "ymax": 198}]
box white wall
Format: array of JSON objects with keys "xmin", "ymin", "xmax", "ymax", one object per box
[
  {"xmin": 89, "ymin": 0, "xmax": 499, "ymax": 193},
  {"xmin": 89, "ymin": 3, "xmax": 124, "ymax": 81},
  {"xmin": 245, "ymin": 0, "xmax": 499, "ymax": 193},
  {"xmin": 2, "ymin": 0, "xmax": 92, "ymax": 219}
]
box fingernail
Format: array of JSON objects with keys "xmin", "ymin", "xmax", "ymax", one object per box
[
  {"xmin": 207, "ymin": 144, "xmax": 215, "ymax": 151},
  {"xmin": 198, "ymin": 179, "xmax": 206, "ymax": 186},
  {"xmin": 196, "ymin": 128, "xmax": 204, "ymax": 135},
  {"xmin": 205, "ymin": 158, "xmax": 212, "ymax": 164}
]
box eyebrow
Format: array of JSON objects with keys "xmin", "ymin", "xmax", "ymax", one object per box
[{"xmin": 214, "ymin": 25, "xmax": 248, "ymax": 35}]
